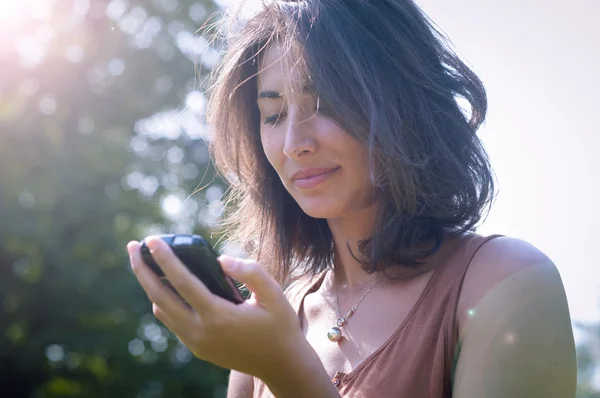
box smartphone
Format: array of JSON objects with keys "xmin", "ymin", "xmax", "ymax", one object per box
[{"xmin": 140, "ymin": 234, "xmax": 244, "ymax": 304}]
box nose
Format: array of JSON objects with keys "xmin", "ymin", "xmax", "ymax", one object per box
[{"xmin": 283, "ymin": 113, "xmax": 317, "ymax": 159}]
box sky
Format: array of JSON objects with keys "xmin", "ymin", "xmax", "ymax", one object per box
[
  {"xmin": 220, "ymin": 0, "xmax": 600, "ymax": 326},
  {"xmin": 414, "ymin": 0, "xmax": 599, "ymax": 325}
]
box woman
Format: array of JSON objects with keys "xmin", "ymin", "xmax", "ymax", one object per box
[{"xmin": 127, "ymin": 0, "xmax": 577, "ymax": 396}]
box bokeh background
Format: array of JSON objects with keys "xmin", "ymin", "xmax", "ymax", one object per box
[{"xmin": 0, "ymin": 0, "xmax": 598, "ymax": 397}]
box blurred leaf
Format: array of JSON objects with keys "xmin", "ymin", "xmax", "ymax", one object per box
[{"xmin": 0, "ymin": 0, "xmax": 231, "ymax": 397}]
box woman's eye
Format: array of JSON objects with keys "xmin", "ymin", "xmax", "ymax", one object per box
[{"xmin": 263, "ymin": 113, "xmax": 286, "ymax": 125}]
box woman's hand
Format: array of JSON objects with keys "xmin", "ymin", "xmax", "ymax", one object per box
[
  {"xmin": 126, "ymin": 236, "xmax": 329, "ymax": 394},
  {"xmin": 127, "ymin": 236, "xmax": 301, "ymax": 378}
]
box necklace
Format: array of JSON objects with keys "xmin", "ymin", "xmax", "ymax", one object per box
[{"xmin": 327, "ymin": 272, "xmax": 384, "ymax": 343}]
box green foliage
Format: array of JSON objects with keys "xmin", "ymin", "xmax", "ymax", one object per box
[
  {"xmin": 0, "ymin": 0, "xmax": 232, "ymax": 396},
  {"xmin": 1, "ymin": 0, "xmax": 599, "ymax": 397},
  {"xmin": 577, "ymin": 323, "xmax": 600, "ymax": 398}
]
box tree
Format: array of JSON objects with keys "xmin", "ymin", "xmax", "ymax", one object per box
[
  {"xmin": 576, "ymin": 322, "xmax": 600, "ymax": 398},
  {"xmin": 0, "ymin": 0, "xmax": 232, "ymax": 396}
]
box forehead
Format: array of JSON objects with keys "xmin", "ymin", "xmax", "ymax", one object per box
[{"xmin": 256, "ymin": 44, "xmax": 310, "ymax": 93}]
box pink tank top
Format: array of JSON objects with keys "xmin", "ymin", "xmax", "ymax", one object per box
[{"xmin": 253, "ymin": 233, "xmax": 501, "ymax": 397}]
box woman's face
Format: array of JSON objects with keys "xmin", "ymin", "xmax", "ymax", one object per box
[{"xmin": 256, "ymin": 45, "xmax": 376, "ymax": 220}]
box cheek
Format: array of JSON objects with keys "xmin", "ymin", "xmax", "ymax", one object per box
[
  {"xmin": 260, "ymin": 132, "xmax": 284, "ymax": 171},
  {"xmin": 325, "ymin": 128, "xmax": 369, "ymax": 168}
]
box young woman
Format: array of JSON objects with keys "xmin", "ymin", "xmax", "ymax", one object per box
[{"xmin": 128, "ymin": 0, "xmax": 577, "ymax": 396}]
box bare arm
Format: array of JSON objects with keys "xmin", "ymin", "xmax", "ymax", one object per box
[
  {"xmin": 227, "ymin": 370, "xmax": 254, "ymax": 398},
  {"xmin": 225, "ymin": 276, "xmax": 339, "ymax": 398},
  {"xmin": 226, "ymin": 343, "xmax": 340, "ymax": 398},
  {"xmin": 453, "ymin": 237, "xmax": 577, "ymax": 398}
]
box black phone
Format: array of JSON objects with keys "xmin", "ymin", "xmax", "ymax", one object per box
[{"xmin": 139, "ymin": 234, "xmax": 245, "ymax": 304}]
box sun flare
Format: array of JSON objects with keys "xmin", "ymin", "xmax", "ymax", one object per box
[
  {"xmin": 0, "ymin": 0, "xmax": 55, "ymax": 28},
  {"xmin": 0, "ymin": 3, "xmax": 28, "ymax": 23}
]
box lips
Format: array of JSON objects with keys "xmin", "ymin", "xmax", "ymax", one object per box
[
  {"xmin": 290, "ymin": 167, "xmax": 340, "ymax": 189},
  {"xmin": 290, "ymin": 167, "xmax": 339, "ymax": 180}
]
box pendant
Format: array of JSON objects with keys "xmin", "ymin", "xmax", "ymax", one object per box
[{"xmin": 327, "ymin": 326, "xmax": 343, "ymax": 342}]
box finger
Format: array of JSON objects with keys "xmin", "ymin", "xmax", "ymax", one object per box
[
  {"xmin": 152, "ymin": 302, "xmax": 190, "ymax": 342},
  {"xmin": 218, "ymin": 255, "xmax": 284, "ymax": 305},
  {"xmin": 144, "ymin": 236, "xmax": 223, "ymax": 313},
  {"xmin": 127, "ymin": 241, "xmax": 194, "ymax": 322}
]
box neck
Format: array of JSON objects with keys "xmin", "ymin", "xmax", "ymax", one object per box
[{"xmin": 326, "ymin": 203, "xmax": 381, "ymax": 294}]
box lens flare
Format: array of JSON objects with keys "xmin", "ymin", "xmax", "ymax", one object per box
[{"xmin": 0, "ymin": 1, "xmax": 54, "ymax": 28}]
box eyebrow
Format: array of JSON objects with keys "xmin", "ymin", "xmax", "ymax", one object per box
[
  {"xmin": 257, "ymin": 91, "xmax": 281, "ymax": 100},
  {"xmin": 256, "ymin": 85, "xmax": 316, "ymax": 101}
]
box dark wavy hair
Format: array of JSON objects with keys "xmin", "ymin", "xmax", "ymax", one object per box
[{"xmin": 205, "ymin": 0, "xmax": 495, "ymax": 283}]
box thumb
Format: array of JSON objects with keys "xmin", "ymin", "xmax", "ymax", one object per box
[{"xmin": 218, "ymin": 255, "xmax": 283, "ymax": 305}]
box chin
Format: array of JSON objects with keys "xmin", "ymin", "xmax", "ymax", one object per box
[
  {"xmin": 295, "ymin": 197, "xmax": 348, "ymax": 220},
  {"xmin": 292, "ymin": 189, "xmax": 379, "ymax": 221}
]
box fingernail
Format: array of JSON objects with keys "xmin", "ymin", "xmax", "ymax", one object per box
[
  {"xmin": 146, "ymin": 236, "xmax": 161, "ymax": 252},
  {"xmin": 126, "ymin": 241, "xmax": 138, "ymax": 255}
]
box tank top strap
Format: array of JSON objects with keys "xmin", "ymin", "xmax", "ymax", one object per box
[
  {"xmin": 284, "ymin": 271, "xmax": 327, "ymax": 317},
  {"xmin": 438, "ymin": 233, "xmax": 504, "ymax": 390}
]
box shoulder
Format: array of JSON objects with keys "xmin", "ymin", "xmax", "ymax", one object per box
[
  {"xmin": 457, "ymin": 235, "xmax": 561, "ymax": 326},
  {"xmin": 452, "ymin": 235, "xmax": 577, "ymax": 397},
  {"xmin": 457, "ymin": 234, "xmax": 572, "ymax": 337},
  {"xmin": 282, "ymin": 271, "xmax": 324, "ymax": 309}
]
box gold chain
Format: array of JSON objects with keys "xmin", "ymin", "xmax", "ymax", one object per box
[{"xmin": 334, "ymin": 272, "xmax": 384, "ymax": 328}]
